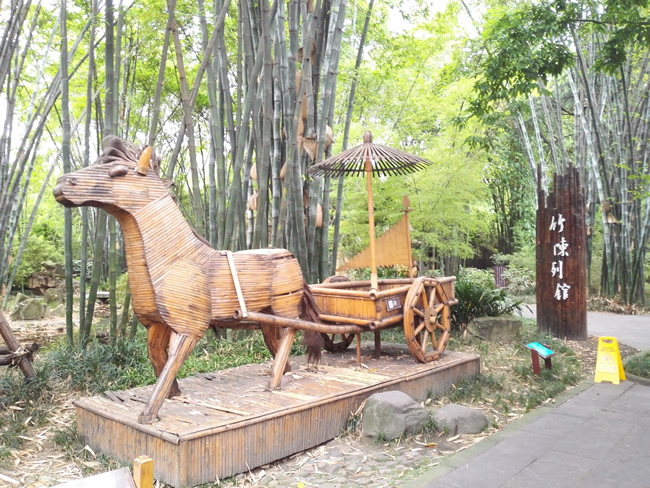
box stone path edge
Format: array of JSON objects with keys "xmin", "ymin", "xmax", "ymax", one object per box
[{"xmin": 402, "ymin": 379, "xmax": 595, "ymax": 488}]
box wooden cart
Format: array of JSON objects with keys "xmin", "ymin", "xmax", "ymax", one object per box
[{"xmin": 241, "ymin": 276, "xmax": 457, "ymax": 367}]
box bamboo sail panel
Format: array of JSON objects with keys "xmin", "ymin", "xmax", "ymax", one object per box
[
  {"xmin": 337, "ymin": 214, "xmax": 412, "ymax": 271},
  {"xmin": 75, "ymin": 346, "xmax": 480, "ymax": 487}
]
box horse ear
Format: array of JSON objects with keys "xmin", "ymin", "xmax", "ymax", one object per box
[{"xmin": 137, "ymin": 146, "xmax": 152, "ymax": 175}]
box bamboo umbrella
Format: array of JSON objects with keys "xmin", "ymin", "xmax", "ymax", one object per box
[{"xmin": 308, "ymin": 130, "xmax": 432, "ymax": 290}]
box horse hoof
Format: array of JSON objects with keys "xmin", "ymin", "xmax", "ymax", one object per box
[
  {"xmin": 168, "ymin": 387, "xmax": 182, "ymax": 399},
  {"xmin": 138, "ymin": 412, "xmax": 157, "ymax": 424}
]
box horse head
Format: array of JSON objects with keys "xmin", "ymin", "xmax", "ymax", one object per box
[{"xmin": 53, "ymin": 136, "xmax": 168, "ymax": 215}]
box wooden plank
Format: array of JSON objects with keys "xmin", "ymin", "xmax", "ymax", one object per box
[{"xmin": 76, "ymin": 346, "xmax": 480, "ymax": 487}]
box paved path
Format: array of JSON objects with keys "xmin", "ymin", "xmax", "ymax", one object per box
[
  {"xmin": 522, "ymin": 304, "xmax": 650, "ymax": 350},
  {"xmin": 405, "ymin": 381, "xmax": 650, "ymax": 487},
  {"xmin": 406, "ymin": 310, "xmax": 650, "ymax": 488}
]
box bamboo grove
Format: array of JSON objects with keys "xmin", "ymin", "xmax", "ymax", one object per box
[
  {"xmin": 0, "ymin": 0, "xmax": 649, "ymax": 349},
  {"xmin": 468, "ymin": 0, "xmax": 650, "ymax": 304},
  {"xmin": 0, "ymin": 0, "xmax": 376, "ymax": 343}
]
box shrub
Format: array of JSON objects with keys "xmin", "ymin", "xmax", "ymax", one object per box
[
  {"xmin": 451, "ymin": 268, "xmax": 523, "ymax": 330},
  {"xmin": 502, "ymin": 266, "xmax": 536, "ymax": 295},
  {"xmin": 493, "ymin": 247, "xmax": 536, "ymax": 296},
  {"xmin": 11, "ymin": 234, "xmax": 63, "ymax": 287}
]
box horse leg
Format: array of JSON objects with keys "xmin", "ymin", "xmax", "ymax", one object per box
[
  {"xmin": 261, "ymin": 325, "xmax": 291, "ymax": 373},
  {"xmin": 139, "ymin": 331, "xmax": 199, "ymax": 424},
  {"xmin": 146, "ymin": 322, "xmax": 181, "ymax": 397},
  {"xmin": 268, "ymin": 327, "xmax": 297, "ymax": 389}
]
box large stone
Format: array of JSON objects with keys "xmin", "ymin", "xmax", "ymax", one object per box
[
  {"xmin": 467, "ymin": 315, "xmax": 522, "ymax": 342},
  {"xmin": 9, "ymin": 305, "xmax": 22, "ymax": 321},
  {"xmin": 362, "ymin": 391, "xmax": 430, "ymax": 440},
  {"xmin": 50, "ymin": 304, "xmax": 66, "ymax": 317},
  {"xmin": 15, "ymin": 292, "xmax": 27, "ymax": 304},
  {"xmin": 43, "ymin": 287, "xmax": 63, "ymax": 305},
  {"xmin": 20, "ymin": 298, "xmax": 45, "ymax": 320},
  {"xmin": 432, "ymin": 403, "xmax": 488, "ymax": 435}
]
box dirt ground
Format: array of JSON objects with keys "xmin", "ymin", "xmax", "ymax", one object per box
[{"xmin": 0, "ymin": 316, "xmax": 640, "ymax": 488}]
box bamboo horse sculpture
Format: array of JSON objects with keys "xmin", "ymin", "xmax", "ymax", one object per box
[{"xmin": 54, "ymin": 137, "xmax": 320, "ymax": 423}]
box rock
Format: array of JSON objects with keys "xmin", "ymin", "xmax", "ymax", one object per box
[
  {"xmin": 467, "ymin": 316, "xmax": 522, "ymax": 342},
  {"xmin": 9, "ymin": 298, "xmax": 45, "ymax": 320},
  {"xmin": 43, "ymin": 287, "xmax": 63, "ymax": 305},
  {"xmin": 15, "ymin": 292, "xmax": 27, "ymax": 304},
  {"xmin": 432, "ymin": 403, "xmax": 488, "ymax": 435},
  {"xmin": 362, "ymin": 391, "xmax": 430, "ymax": 440},
  {"xmin": 50, "ymin": 304, "xmax": 66, "ymax": 317},
  {"xmin": 9, "ymin": 305, "xmax": 22, "ymax": 321},
  {"xmin": 21, "ymin": 298, "xmax": 45, "ymax": 320}
]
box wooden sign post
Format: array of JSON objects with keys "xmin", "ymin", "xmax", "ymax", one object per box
[{"xmin": 536, "ymin": 167, "xmax": 587, "ymax": 340}]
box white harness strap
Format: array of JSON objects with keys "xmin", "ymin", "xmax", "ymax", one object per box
[{"xmin": 222, "ymin": 251, "xmax": 248, "ymax": 318}]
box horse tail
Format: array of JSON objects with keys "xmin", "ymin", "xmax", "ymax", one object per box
[{"xmin": 300, "ymin": 281, "xmax": 323, "ymax": 366}]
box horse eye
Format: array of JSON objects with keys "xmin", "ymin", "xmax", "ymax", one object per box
[{"xmin": 109, "ymin": 165, "xmax": 129, "ymax": 177}]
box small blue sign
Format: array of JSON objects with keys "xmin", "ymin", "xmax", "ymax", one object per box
[{"xmin": 526, "ymin": 342, "xmax": 554, "ymax": 358}]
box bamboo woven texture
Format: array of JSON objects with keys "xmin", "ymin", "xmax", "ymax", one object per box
[{"xmin": 54, "ymin": 138, "xmax": 305, "ymax": 423}]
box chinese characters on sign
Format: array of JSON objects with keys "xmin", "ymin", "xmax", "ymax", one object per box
[{"xmin": 550, "ymin": 213, "xmax": 570, "ymax": 301}]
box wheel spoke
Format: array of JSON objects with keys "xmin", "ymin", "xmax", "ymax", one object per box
[
  {"xmin": 414, "ymin": 307, "xmax": 425, "ymax": 319},
  {"xmin": 427, "ymin": 286, "xmax": 436, "ymax": 306},
  {"xmin": 414, "ymin": 320, "xmax": 426, "ymax": 336},
  {"xmin": 420, "ymin": 330, "xmax": 429, "ymax": 353},
  {"xmin": 421, "ymin": 290, "xmax": 429, "ymax": 310},
  {"xmin": 431, "ymin": 329, "xmax": 438, "ymax": 349}
]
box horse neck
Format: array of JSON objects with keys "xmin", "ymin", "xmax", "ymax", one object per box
[{"xmin": 128, "ymin": 193, "xmax": 211, "ymax": 280}]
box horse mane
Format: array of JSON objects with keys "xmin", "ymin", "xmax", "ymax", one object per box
[{"xmin": 97, "ymin": 136, "xmax": 161, "ymax": 175}]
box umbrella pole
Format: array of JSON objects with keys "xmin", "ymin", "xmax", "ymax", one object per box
[{"xmin": 365, "ymin": 158, "xmax": 378, "ymax": 291}]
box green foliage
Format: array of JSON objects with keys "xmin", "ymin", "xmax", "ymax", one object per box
[
  {"xmin": 443, "ymin": 373, "xmax": 504, "ymax": 404},
  {"xmin": 44, "ymin": 329, "xmax": 291, "ymax": 395},
  {"xmin": 494, "ymin": 245, "xmax": 536, "ymax": 296},
  {"xmin": 11, "ymin": 234, "xmax": 64, "ymax": 286},
  {"xmin": 480, "ymin": 126, "xmax": 537, "ymax": 255},
  {"xmin": 115, "ymin": 272, "xmax": 130, "ymax": 305},
  {"xmin": 623, "ymin": 352, "xmax": 650, "ymax": 379},
  {"xmin": 472, "ymin": 0, "xmax": 650, "ymax": 114},
  {"xmin": 502, "ymin": 267, "xmax": 536, "ymax": 296},
  {"xmin": 47, "ymin": 337, "xmax": 153, "ymax": 394},
  {"xmin": 451, "ymin": 268, "xmax": 523, "ymax": 329},
  {"xmin": 344, "ymin": 266, "xmax": 411, "ymax": 282}
]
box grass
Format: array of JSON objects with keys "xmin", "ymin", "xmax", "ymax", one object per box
[
  {"xmin": 0, "ymin": 329, "xmax": 305, "ymax": 468},
  {"xmin": 429, "ymin": 319, "xmax": 584, "ymax": 415},
  {"xmin": 624, "ymin": 351, "xmax": 650, "ymax": 378},
  {"xmin": 0, "ymin": 366, "xmax": 54, "ymax": 462},
  {"xmin": 2, "ymin": 315, "xmax": 588, "ymax": 480}
]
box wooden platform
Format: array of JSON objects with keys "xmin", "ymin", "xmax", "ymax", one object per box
[{"xmin": 75, "ymin": 344, "xmax": 480, "ymax": 487}]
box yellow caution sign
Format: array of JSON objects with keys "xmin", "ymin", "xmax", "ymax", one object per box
[{"xmin": 594, "ymin": 336, "xmax": 626, "ymax": 384}]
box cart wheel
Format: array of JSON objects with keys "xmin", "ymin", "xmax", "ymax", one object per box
[
  {"xmin": 403, "ymin": 277, "xmax": 451, "ymax": 363},
  {"xmin": 321, "ymin": 332, "xmax": 356, "ymax": 352}
]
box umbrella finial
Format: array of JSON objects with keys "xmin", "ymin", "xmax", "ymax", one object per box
[{"xmin": 363, "ymin": 130, "xmax": 373, "ymax": 144}]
